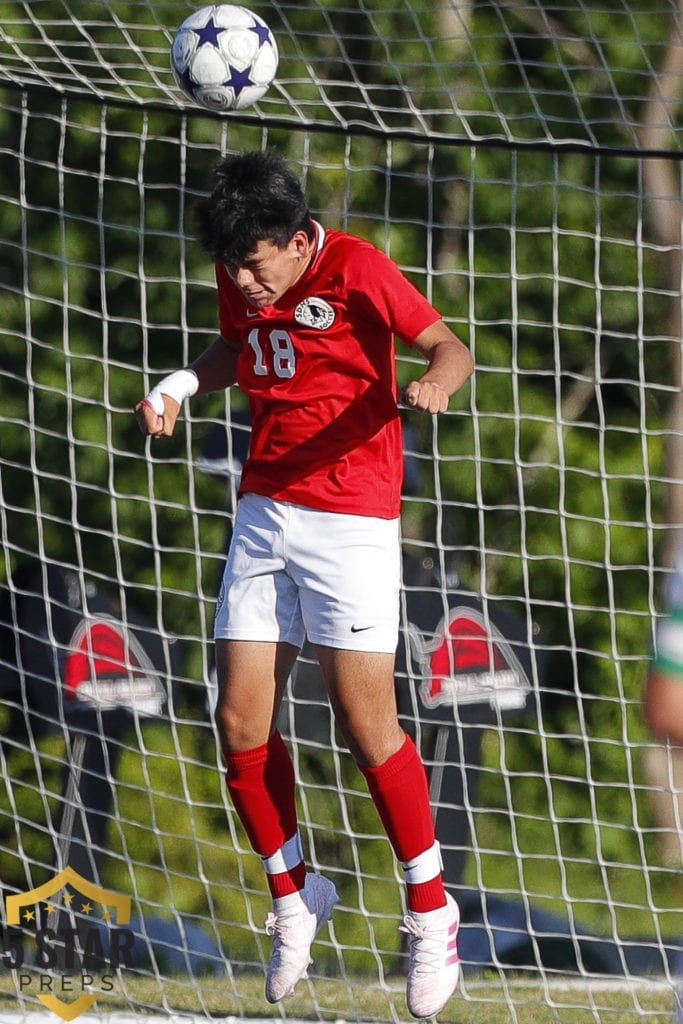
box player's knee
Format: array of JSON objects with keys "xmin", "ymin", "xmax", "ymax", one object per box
[
  {"xmin": 340, "ymin": 715, "xmax": 405, "ymax": 768},
  {"xmin": 214, "ymin": 700, "xmax": 245, "ymax": 748},
  {"xmin": 214, "ymin": 697, "xmax": 273, "ymax": 751}
]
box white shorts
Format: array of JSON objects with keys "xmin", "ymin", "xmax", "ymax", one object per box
[{"xmin": 213, "ymin": 493, "xmax": 400, "ymax": 653}]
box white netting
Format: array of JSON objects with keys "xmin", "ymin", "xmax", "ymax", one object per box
[
  {"xmin": 0, "ymin": 1, "xmax": 681, "ymax": 147},
  {"xmin": 1, "ymin": 2, "xmax": 683, "ymax": 1022}
]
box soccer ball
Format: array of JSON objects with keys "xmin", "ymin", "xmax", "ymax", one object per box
[{"xmin": 171, "ymin": 5, "xmax": 279, "ymax": 112}]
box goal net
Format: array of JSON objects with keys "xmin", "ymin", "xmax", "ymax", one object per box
[{"xmin": 1, "ymin": 1, "xmax": 682, "ymax": 1021}]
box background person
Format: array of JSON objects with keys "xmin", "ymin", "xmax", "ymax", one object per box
[{"xmin": 645, "ymin": 555, "xmax": 683, "ymax": 1024}]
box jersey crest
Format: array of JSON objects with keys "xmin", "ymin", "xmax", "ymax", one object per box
[{"xmin": 294, "ymin": 296, "xmax": 335, "ymax": 329}]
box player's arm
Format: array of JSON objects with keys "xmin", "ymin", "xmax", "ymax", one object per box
[
  {"xmin": 645, "ymin": 668, "xmax": 683, "ymax": 745},
  {"xmin": 135, "ymin": 335, "xmax": 240, "ymax": 437},
  {"xmin": 645, "ymin": 605, "xmax": 683, "ymax": 745},
  {"xmin": 401, "ymin": 319, "xmax": 474, "ymax": 414}
]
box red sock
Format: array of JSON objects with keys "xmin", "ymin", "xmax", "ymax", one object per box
[
  {"xmin": 361, "ymin": 735, "xmax": 446, "ymax": 913},
  {"xmin": 223, "ymin": 731, "xmax": 305, "ymax": 898}
]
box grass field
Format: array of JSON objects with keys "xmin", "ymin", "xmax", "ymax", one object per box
[{"xmin": 0, "ymin": 970, "xmax": 678, "ymax": 1024}]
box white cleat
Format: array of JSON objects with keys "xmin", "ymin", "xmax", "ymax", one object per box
[
  {"xmin": 401, "ymin": 893, "xmax": 460, "ymax": 1018},
  {"xmin": 264, "ymin": 873, "xmax": 339, "ymax": 1003}
]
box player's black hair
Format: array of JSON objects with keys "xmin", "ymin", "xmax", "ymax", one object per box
[{"xmin": 194, "ymin": 150, "xmax": 315, "ymax": 267}]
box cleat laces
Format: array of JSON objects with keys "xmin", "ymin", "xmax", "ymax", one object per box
[{"xmin": 400, "ymin": 914, "xmax": 452, "ymax": 975}]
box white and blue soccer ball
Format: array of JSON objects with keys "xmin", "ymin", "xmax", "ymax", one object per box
[{"xmin": 171, "ymin": 5, "xmax": 279, "ymax": 112}]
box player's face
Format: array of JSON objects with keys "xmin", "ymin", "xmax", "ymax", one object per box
[{"xmin": 225, "ymin": 232, "xmax": 312, "ymax": 308}]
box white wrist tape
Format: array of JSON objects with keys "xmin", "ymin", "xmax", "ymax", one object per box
[{"xmin": 145, "ymin": 369, "xmax": 199, "ymax": 415}]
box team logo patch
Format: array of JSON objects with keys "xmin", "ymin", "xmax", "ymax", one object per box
[{"xmin": 294, "ymin": 296, "xmax": 335, "ymax": 329}]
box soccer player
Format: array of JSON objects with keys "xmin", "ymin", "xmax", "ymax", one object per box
[
  {"xmin": 645, "ymin": 555, "xmax": 683, "ymax": 1024},
  {"xmin": 135, "ymin": 150, "xmax": 474, "ymax": 1017}
]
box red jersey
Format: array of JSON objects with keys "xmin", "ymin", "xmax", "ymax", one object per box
[{"xmin": 216, "ymin": 223, "xmax": 441, "ymax": 518}]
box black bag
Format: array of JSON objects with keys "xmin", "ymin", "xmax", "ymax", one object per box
[{"xmin": 0, "ymin": 561, "xmax": 175, "ymax": 739}]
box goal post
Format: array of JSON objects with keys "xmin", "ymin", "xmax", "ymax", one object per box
[{"xmin": 1, "ymin": 2, "xmax": 682, "ymax": 1020}]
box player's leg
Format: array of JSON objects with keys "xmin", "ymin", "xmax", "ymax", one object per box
[
  {"xmin": 214, "ymin": 494, "xmax": 306, "ymax": 890},
  {"xmin": 213, "ymin": 495, "xmax": 337, "ymax": 1002},
  {"xmin": 288, "ymin": 499, "xmax": 459, "ymax": 1018},
  {"xmin": 216, "ymin": 638, "xmax": 339, "ymax": 1003},
  {"xmin": 290, "ymin": 506, "xmax": 444, "ymax": 901},
  {"xmin": 215, "ymin": 638, "xmax": 306, "ymax": 897},
  {"xmin": 314, "ymin": 644, "xmax": 459, "ymax": 1018},
  {"xmin": 315, "ymin": 646, "xmax": 444, "ymax": 899},
  {"xmin": 215, "ymin": 638, "xmax": 338, "ymax": 1001},
  {"xmin": 215, "ymin": 637, "xmax": 295, "ymax": 750}
]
